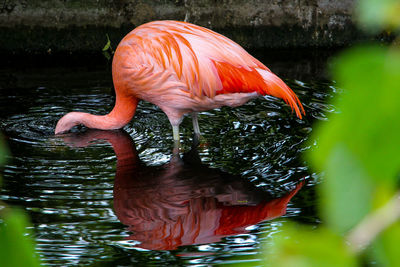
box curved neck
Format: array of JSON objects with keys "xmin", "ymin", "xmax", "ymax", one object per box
[
  {"xmin": 82, "ymin": 95, "xmax": 139, "ymax": 130},
  {"xmin": 55, "ymin": 94, "xmax": 139, "ymax": 134}
]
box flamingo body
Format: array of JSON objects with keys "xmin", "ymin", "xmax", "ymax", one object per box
[{"xmin": 55, "ymin": 20, "xmax": 305, "ymax": 140}]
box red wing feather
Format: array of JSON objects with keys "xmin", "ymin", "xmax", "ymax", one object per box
[
  {"xmin": 213, "ymin": 61, "xmax": 305, "ymax": 119},
  {"xmin": 214, "ymin": 61, "xmax": 266, "ymax": 95}
]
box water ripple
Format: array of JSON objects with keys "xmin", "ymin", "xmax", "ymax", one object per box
[{"xmin": 0, "ymin": 60, "xmax": 336, "ymax": 266}]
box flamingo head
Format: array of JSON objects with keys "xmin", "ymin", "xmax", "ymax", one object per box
[{"xmin": 55, "ymin": 112, "xmax": 84, "ymax": 134}]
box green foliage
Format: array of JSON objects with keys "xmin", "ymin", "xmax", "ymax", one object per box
[
  {"xmin": 319, "ymin": 144, "xmax": 373, "ymax": 233},
  {"xmin": 102, "ymin": 34, "xmax": 114, "ymax": 61},
  {"xmin": 314, "ymin": 46, "xmax": 400, "ymax": 186},
  {"xmin": 0, "ymin": 209, "xmax": 41, "ymax": 267},
  {"xmin": 371, "ymin": 221, "xmax": 400, "ymax": 267},
  {"xmin": 102, "ymin": 34, "xmax": 112, "ymax": 52},
  {"xmin": 261, "ymin": 0, "xmax": 400, "ymax": 265},
  {"xmin": 264, "ymin": 224, "xmax": 357, "ymax": 267},
  {"xmin": 0, "ymin": 137, "xmax": 41, "ymax": 266},
  {"xmin": 310, "ymin": 46, "xmax": 400, "ymax": 232}
]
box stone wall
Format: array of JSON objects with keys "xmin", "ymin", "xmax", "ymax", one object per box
[{"xmin": 0, "ymin": 0, "xmax": 361, "ymax": 53}]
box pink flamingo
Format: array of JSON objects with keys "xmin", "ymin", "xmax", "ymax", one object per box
[{"xmin": 55, "ymin": 20, "xmax": 305, "ymax": 142}]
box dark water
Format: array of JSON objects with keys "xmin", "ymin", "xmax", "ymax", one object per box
[{"xmin": 0, "ymin": 50, "xmax": 338, "ymax": 266}]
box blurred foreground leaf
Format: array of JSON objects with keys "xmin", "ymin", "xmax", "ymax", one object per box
[
  {"xmin": 263, "ymin": 224, "xmax": 357, "ymax": 267},
  {"xmin": 308, "ymin": 46, "xmax": 400, "ymax": 232},
  {"xmin": 0, "ymin": 209, "xmax": 41, "ymax": 267},
  {"xmin": 320, "ymin": 144, "xmax": 373, "ymax": 233},
  {"xmin": 312, "ymin": 46, "xmax": 400, "ymax": 184},
  {"xmin": 371, "ymin": 221, "xmax": 400, "ymax": 266},
  {"xmin": 0, "ymin": 136, "xmax": 40, "ymax": 266},
  {"xmin": 262, "ymin": 1, "xmax": 400, "ymax": 265}
]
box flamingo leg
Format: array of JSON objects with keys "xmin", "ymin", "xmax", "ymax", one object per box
[
  {"xmin": 172, "ymin": 125, "xmax": 180, "ymax": 142},
  {"xmin": 191, "ymin": 112, "xmax": 203, "ymax": 147},
  {"xmin": 172, "ymin": 125, "xmax": 181, "ymax": 154},
  {"xmin": 191, "ymin": 112, "xmax": 201, "ymax": 136}
]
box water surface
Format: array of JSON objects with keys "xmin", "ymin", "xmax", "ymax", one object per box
[{"xmin": 0, "ymin": 50, "xmax": 338, "ymax": 266}]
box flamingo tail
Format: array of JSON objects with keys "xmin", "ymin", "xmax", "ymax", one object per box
[
  {"xmin": 214, "ymin": 61, "xmax": 305, "ymax": 119},
  {"xmin": 256, "ymin": 68, "xmax": 305, "ymax": 119}
]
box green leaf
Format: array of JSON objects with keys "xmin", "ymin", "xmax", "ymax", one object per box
[
  {"xmin": 320, "ymin": 144, "xmax": 373, "ymax": 233},
  {"xmin": 0, "ymin": 209, "xmax": 41, "ymax": 267},
  {"xmin": 263, "ymin": 223, "xmax": 357, "ymax": 267},
  {"xmin": 310, "ymin": 46, "xmax": 400, "ymax": 186},
  {"xmin": 370, "ymin": 221, "xmax": 400, "ymax": 267},
  {"xmin": 102, "ymin": 34, "xmax": 111, "ymax": 52},
  {"xmin": 307, "ymin": 46, "xmax": 400, "ymax": 233}
]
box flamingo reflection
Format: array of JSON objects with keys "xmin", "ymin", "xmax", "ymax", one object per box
[{"xmin": 62, "ymin": 130, "xmax": 303, "ymax": 250}]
